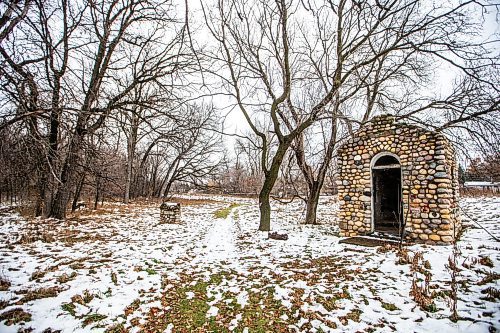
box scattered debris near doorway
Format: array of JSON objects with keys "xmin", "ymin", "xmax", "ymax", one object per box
[{"xmin": 336, "ymin": 115, "xmax": 460, "ymax": 244}]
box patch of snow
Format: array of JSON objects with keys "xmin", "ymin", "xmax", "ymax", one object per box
[{"xmin": 206, "ymin": 305, "xmax": 219, "ymax": 317}]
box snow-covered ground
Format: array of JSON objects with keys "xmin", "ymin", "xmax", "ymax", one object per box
[{"xmin": 0, "ymin": 195, "xmax": 498, "ymax": 332}]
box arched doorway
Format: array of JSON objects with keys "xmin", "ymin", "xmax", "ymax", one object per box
[{"xmin": 371, "ymin": 153, "xmax": 403, "ymax": 234}]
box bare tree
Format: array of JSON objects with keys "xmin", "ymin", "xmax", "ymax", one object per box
[
  {"xmin": 0, "ymin": 0, "xmax": 194, "ymax": 218},
  {"xmin": 203, "ymin": 0, "xmax": 347, "ymax": 230},
  {"xmin": 158, "ymin": 105, "xmax": 223, "ymax": 198}
]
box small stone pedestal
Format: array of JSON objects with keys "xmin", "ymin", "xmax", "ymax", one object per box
[{"xmin": 160, "ymin": 202, "xmax": 181, "ymax": 224}]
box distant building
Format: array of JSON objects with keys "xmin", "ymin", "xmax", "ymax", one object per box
[
  {"xmin": 463, "ymin": 181, "xmax": 500, "ymax": 193},
  {"xmin": 336, "ymin": 115, "xmax": 460, "ymax": 244}
]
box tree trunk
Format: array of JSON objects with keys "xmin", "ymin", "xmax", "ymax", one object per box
[
  {"xmin": 258, "ymin": 143, "xmax": 289, "ymax": 231},
  {"xmin": 48, "ymin": 125, "xmax": 85, "ymax": 219},
  {"xmin": 124, "ymin": 144, "xmax": 134, "ymax": 204},
  {"xmin": 34, "ymin": 142, "xmax": 50, "ymax": 217},
  {"xmin": 49, "ymin": 185, "xmax": 70, "ymax": 219},
  {"xmin": 258, "ymin": 183, "xmax": 272, "ymax": 231},
  {"xmin": 124, "ymin": 114, "xmax": 138, "ymax": 204},
  {"xmin": 71, "ymin": 174, "xmax": 86, "ymax": 212},
  {"xmin": 94, "ymin": 175, "xmax": 100, "ymax": 210},
  {"xmin": 162, "ymin": 181, "xmax": 173, "ymax": 199},
  {"xmin": 304, "ymin": 182, "xmax": 321, "ymax": 224}
]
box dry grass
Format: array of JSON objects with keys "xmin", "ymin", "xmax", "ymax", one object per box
[
  {"xmin": 71, "ymin": 290, "xmax": 95, "ymax": 305},
  {"xmin": 16, "ymin": 203, "xmax": 39, "ymax": 219},
  {"xmin": 17, "ymin": 218, "xmax": 106, "ymax": 245},
  {"xmin": 479, "ymin": 256, "xmax": 494, "ymax": 268},
  {"xmin": 18, "ymin": 232, "xmax": 55, "ymax": 244},
  {"xmin": 0, "ymin": 307, "xmax": 31, "ymax": 325},
  {"xmin": 105, "ymin": 323, "xmax": 128, "ymax": 333},
  {"xmin": 409, "ymin": 252, "xmax": 437, "ymax": 312},
  {"xmin": 30, "ymin": 270, "xmax": 47, "ymax": 281},
  {"xmin": 0, "ymin": 299, "xmax": 8, "ymax": 310},
  {"xmin": 481, "ymin": 287, "xmax": 500, "ymax": 301},
  {"xmin": 20, "ymin": 286, "xmax": 61, "ymax": 303},
  {"xmin": 477, "ymin": 271, "xmax": 500, "ymax": 286},
  {"xmin": 82, "ymin": 313, "xmax": 107, "ymax": 327},
  {"xmin": 57, "ymin": 272, "xmax": 77, "ymax": 283},
  {"xmin": 0, "ymin": 275, "xmax": 11, "ymax": 291}
]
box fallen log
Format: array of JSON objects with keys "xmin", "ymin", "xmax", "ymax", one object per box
[{"xmin": 268, "ymin": 231, "xmax": 288, "ymax": 241}]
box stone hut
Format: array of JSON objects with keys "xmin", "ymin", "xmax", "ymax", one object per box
[{"xmin": 336, "ymin": 115, "xmax": 460, "ymax": 244}]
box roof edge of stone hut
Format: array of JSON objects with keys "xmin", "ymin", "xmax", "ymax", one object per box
[{"xmin": 338, "ymin": 114, "xmax": 452, "ymax": 153}]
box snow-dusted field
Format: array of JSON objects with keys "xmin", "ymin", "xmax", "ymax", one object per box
[{"xmin": 0, "ymin": 195, "xmax": 498, "ymax": 332}]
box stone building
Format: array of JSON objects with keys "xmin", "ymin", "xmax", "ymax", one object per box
[{"xmin": 336, "ymin": 115, "xmax": 460, "ymax": 243}]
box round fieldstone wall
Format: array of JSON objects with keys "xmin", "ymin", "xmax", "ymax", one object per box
[{"xmin": 336, "ymin": 114, "xmax": 460, "ymax": 244}]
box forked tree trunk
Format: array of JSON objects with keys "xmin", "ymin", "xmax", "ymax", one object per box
[
  {"xmin": 48, "ymin": 127, "xmax": 84, "ymax": 219},
  {"xmin": 293, "ymin": 116, "xmax": 338, "ymax": 225}
]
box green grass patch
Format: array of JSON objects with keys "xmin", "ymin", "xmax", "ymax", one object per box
[
  {"xmin": 105, "ymin": 323, "xmax": 127, "ymax": 333},
  {"xmin": 381, "ymin": 302, "xmax": 399, "ymax": 311},
  {"xmin": 83, "ymin": 313, "xmax": 107, "ymax": 327},
  {"xmin": 424, "ymin": 302, "xmax": 438, "ymax": 312},
  {"xmin": 213, "ymin": 203, "xmax": 241, "ymax": 219},
  {"xmin": 339, "ymin": 308, "xmax": 362, "ymax": 324},
  {"xmin": 61, "ymin": 302, "xmax": 77, "ymax": 316}
]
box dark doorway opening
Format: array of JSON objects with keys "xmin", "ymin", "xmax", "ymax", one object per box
[{"xmin": 372, "ymin": 155, "xmax": 402, "ymax": 234}]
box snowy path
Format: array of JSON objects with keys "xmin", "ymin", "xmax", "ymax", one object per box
[{"xmin": 197, "ymin": 209, "xmax": 238, "ymax": 263}]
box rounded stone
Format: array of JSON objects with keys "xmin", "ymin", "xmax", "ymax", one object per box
[
  {"xmin": 429, "ymin": 234, "xmax": 441, "ymax": 241},
  {"xmin": 360, "ymin": 195, "xmax": 371, "ymax": 202}
]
